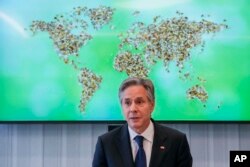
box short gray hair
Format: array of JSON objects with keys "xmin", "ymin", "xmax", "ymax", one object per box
[{"xmin": 119, "ymin": 77, "xmax": 155, "ymax": 103}]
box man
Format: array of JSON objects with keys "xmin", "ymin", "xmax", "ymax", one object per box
[{"xmin": 92, "ymin": 77, "xmax": 192, "ymax": 167}]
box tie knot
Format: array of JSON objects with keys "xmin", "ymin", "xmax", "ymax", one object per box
[{"xmin": 134, "ymin": 135, "xmax": 144, "ymax": 148}]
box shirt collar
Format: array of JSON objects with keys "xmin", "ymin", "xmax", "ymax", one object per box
[{"xmin": 128, "ymin": 120, "xmax": 154, "ymax": 143}]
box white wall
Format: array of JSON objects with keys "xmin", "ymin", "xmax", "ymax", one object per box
[{"xmin": 0, "ymin": 124, "xmax": 250, "ymax": 167}]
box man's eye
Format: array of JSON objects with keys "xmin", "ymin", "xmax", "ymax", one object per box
[
  {"xmin": 124, "ymin": 101, "xmax": 131, "ymax": 106},
  {"xmin": 136, "ymin": 100, "xmax": 144, "ymax": 105}
]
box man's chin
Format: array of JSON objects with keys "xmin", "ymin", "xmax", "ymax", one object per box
[
  {"xmin": 129, "ymin": 118, "xmax": 141, "ymax": 124},
  {"xmin": 129, "ymin": 121, "xmax": 142, "ymax": 129}
]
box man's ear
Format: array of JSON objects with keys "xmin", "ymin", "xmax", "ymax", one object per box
[{"xmin": 150, "ymin": 102, "xmax": 155, "ymax": 111}]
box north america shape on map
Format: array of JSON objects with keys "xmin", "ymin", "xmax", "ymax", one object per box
[{"xmin": 28, "ymin": 6, "xmax": 228, "ymax": 113}]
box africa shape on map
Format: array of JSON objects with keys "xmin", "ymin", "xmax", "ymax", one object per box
[{"xmin": 28, "ymin": 6, "xmax": 227, "ymax": 113}]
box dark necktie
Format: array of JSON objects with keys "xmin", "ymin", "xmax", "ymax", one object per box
[{"xmin": 134, "ymin": 135, "xmax": 146, "ymax": 167}]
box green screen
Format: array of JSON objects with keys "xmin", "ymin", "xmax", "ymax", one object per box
[{"xmin": 1, "ymin": 0, "xmax": 250, "ymax": 122}]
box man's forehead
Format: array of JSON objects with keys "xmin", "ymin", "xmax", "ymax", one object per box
[
  {"xmin": 123, "ymin": 96, "xmax": 146, "ymax": 100},
  {"xmin": 121, "ymin": 85, "xmax": 148, "ymax": 100}
]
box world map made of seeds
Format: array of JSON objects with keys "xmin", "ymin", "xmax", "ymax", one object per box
[{"xmin": 28, "ymin": 6, "xmax": 228, "ymax": 113}]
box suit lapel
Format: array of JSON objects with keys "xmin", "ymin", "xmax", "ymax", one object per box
[
  {"xmin": 149, "ymin": 123, "xmax": 169, "ymax": 167},
  {"xmin": 115, "ymin": 124, "xmax": 135, "ymax": 167}
]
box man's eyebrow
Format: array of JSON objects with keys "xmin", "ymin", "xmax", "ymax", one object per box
[
  {"xmin": 135, "ymin": 97, "xmax": 145, "ymax": 100},
  {"xmin": 123, "ymin": 96, "xmax": 145, "ymax": 101}
]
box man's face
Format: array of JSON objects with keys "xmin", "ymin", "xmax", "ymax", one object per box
[{"xmin": 121, "ymin": 85, "xmax": 154, "ymax": 134}]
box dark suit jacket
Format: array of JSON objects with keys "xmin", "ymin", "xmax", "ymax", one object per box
[{"xmin": 92, "ymin": 121, "xmax": 192, "ymax": 167}]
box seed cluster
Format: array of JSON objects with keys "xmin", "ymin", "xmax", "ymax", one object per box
[
  {"xmin": 186, "ymin": 84, "xmax": 208, "ymax": 103},
  {"xmin": 115, "ymin": 12, "xmax": 227, "ymax": 76},
  {"xmin": 30, "ymin": 20, "xmax": 92, "ymax": 64},
  {"xmin": 114, "ymin": 51, "xmax": 149, "ymax": 78},
  {"xmin": 87, "ymin": 6, "xmax": 115, "ymax": 30},
  {"xmin": 114, "ymin": 11, "xmax": 227, "ymax": 104},
  {"xmin": 29, "ymin": 6, "xmax": 114, "ymax": 66},
  {"xmin": 29, "ymin": 6, "xmax": 114, "ymax": 112},
  {"xmin": 78, "ymin": 68, "xmax": 102, "ymax": 112}
]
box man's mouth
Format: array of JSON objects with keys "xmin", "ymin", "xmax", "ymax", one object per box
[{"xmin": 130, "ymin": 117, "xmax": 140, "ymax": 120}]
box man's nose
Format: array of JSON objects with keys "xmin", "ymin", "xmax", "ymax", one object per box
[{"xmin": 130, "ymin": 102, "xmax": 138, "ymax": 112}]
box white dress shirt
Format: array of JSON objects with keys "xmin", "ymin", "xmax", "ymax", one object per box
[{"xmin": 128, "ymin": 120, "xmax": 154, "ymax": 167}]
